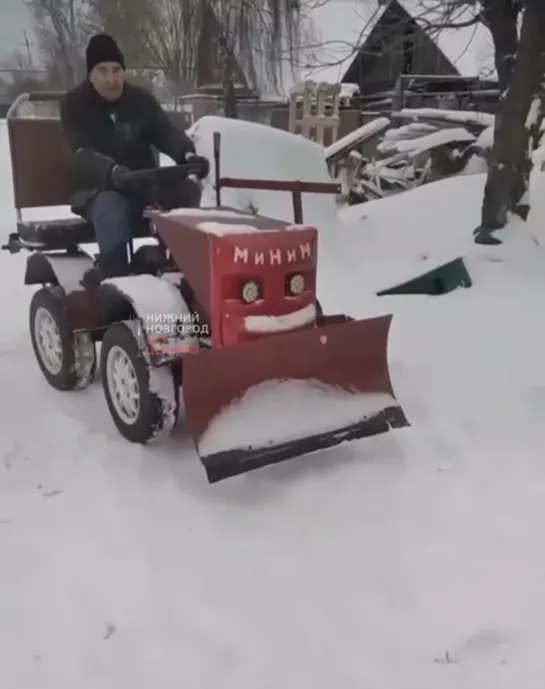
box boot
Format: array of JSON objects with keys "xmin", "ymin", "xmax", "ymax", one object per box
[
  {"xmin": 98, "ymin": 245, "xmax": 130, "ymax": 278},
  {"xmin": 80, "ymin": 244, "xmax": 129, "ymax": 289}
]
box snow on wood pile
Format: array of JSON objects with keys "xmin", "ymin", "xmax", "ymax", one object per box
[
  {"xmin": 378, "ymin": 128, "xmax": 476, "ymax": 157},
  {"xmin": 381, "ymin": 122, "xmax": 438, "ymax": 144},
  {"xmin": 325, "ymin": 117, "xmax": 390, "ymax": 162},
  {"xmin": 334, "ymin": 116, "xmax": 487, "ymax": 206},
  {"xmin": 393, "ymin": 108, "xmax": 494, "ymax": 130}
]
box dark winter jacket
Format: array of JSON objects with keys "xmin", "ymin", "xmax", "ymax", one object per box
[{"xmin": 60, "ymin": 80, "xmax": 195, "ymax": 213}]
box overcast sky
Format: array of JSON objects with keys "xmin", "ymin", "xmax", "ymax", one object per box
[{"xmin": 0, "ymin": 1, "xmax": 33, "ymax": 64}]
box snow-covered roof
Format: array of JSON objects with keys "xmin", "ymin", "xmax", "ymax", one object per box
[
  {"xmin": 398, "ymin": 0, "xmax": 495, "ymax": 80},
  {"xmin": 255, "ymin": 0, "xmax": 496, "ymax": 99}
]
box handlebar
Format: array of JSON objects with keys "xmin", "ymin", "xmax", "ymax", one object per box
[{"xmin": 123, "ymin": 162, "xmax": 202, "ymax": 183}]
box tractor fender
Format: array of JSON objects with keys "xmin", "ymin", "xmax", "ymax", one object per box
[
  {"xmin": 103, "ymin": 274, "xmax": 200, "ymax": 345},
  {"xmin": 24, "ymin": 251, "xmax": 95, "ymax": 293}
]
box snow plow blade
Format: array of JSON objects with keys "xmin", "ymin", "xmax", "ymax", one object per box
[{"xmin": 182, "ymin": 314, "xmax": 409, "ymax": 483}]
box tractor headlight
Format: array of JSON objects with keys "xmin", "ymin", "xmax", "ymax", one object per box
[
  {"xmin": 288, "ymin": 273, "xmax": 305, "ymax": 295},
  {"xmin": 241, "ymin": 280, "xmax": 260, "ymax": 303}
]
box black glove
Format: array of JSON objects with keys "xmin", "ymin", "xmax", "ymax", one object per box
[
  {"xmin": 185, "ymin": 153, "xmax": 210, "ymax": 180},
  {"xmin": 111, "ymin": 165, "xmax": 156, "ymax": 197}
]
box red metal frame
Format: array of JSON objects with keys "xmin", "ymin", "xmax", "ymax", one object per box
[{"xmin": 216, "ymin": 177, "xmax": 340, "ymax": 224}]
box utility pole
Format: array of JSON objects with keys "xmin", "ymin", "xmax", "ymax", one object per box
[
  {"xmin": 68, "ymin": 0, "xmax": 78, "ymax": 85},
  {"xmin": 23, "ymin": 32, "xmax": 34, "ymax": 70}
]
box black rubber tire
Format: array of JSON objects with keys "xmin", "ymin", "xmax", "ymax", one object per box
[
  {"xmin": 100, "ymin": 321, "xmax": 179, "ymax": 444},
  {"xmin": 29, "ymin": 286, "xmax": 96, "ymax": 391}
]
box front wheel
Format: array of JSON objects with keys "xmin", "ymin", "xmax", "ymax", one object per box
[
  {"xmin": 29, "ymin": 286, "xmax": 96, "ymax": 391},
  {"xmin": 100, "ymin": 322, "xmax": 179, "ymax": 444}
]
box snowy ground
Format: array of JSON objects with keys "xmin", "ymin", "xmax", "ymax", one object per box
[{"xmin": 2, "ymin": 118, "xmax": 545, "ymax": 688}]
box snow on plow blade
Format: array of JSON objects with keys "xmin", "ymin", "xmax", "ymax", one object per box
[{"xmin": 182, "ymin": 314, "xmax": 409, "ymax": 483}]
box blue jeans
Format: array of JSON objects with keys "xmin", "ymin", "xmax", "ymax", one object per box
[
  {"xmin": 88, "ymin": 191, "xmax": 133, "ymax": 253},
  {"xmin": 86, "ymin": 191, "xmax": 134, "ymax": 276},
  {"xmin": 85, "ymin": 179, "xmax": 202, "ymax": 277}
]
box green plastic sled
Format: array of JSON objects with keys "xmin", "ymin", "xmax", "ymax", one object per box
[{"xmin": 377, "ymin": 257, "xmax": 472, "ymax": 297}]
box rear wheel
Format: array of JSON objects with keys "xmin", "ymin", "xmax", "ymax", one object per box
[
  {"xmin": 29, "ymin": 286, "xmax": 96, "ymax": 391},
  {"xmin": 100, "ymin": 322, "xmax": 179, "ymax": 444}
]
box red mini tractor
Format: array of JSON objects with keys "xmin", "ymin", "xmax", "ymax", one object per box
[{"xmin": 3, "ymin": 92, "xmax": 409, "ymax": 483}]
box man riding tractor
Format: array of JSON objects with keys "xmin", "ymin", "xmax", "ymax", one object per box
[{"xmin": 60, "ymin": 33, "xmax": 210, "ymax": 279}]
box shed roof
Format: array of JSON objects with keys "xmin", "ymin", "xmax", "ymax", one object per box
[
  {"xmin": 253, "ymin": 0, "xmax": 496, "ymax": 99},
  {"xmin": 398, "ymin": 0, "xmax": 495, "ymax": 79}
]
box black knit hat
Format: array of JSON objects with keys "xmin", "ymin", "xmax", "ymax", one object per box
[{"xmin": 86, "ymin": 34, "xmax": 125, "ymax": 73}]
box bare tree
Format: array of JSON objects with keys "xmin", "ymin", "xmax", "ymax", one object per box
[
  {"xmin": 400, "ymin": 1, "xmax": 545, "ymax": 242},
  {"xmin": 202, "ymin": 0, "xmax": 308, "ymax": 116},
  {"xmin": 91, "ymin": 0, "xmax": 203, "ymax": 99},
  {"xmin": 25, "ymin": 0, "xmax": 96, "ymax": 87},
  {"xmin": 92, "ymin": 0, "xmax": 307, "ymax": 115},
  {"xmin": 0, "ymin": 48, "xmax": 46, "ymax": 99},
  {"xmin": 1, "ymin": 49, "xmax": 33, "ymax": 73},
  {"xmin": 406, "ymin": 0, "xmax": 520, "ymax": 92},
  {"xmin": 289, "ymin": 0, "xmax": 540, "ymax": 241},
  {"xmin": 479, "ymin": 0, "xmax": 522, "ymax": 92},
  {"xmin": 91, "ymin": 0, "xmax": 153, "ymax": 69},
  {"xmin": 476, "ymin": 0, "xmax": 545, "ymax": 240},
  {"xmin": 288, "ymin": 0, "xmax": 516, "ymax": 96},
  {"xmin": 378, "ymin": 1, "xmax": 542, "ymax": 241},
  {"xmin": 286, "ymin": 1, "xmax": 490, "ymax": 91},
  {"xmin": 143, "ymin": 0, "xmax": 204, "ymax": 95}
]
